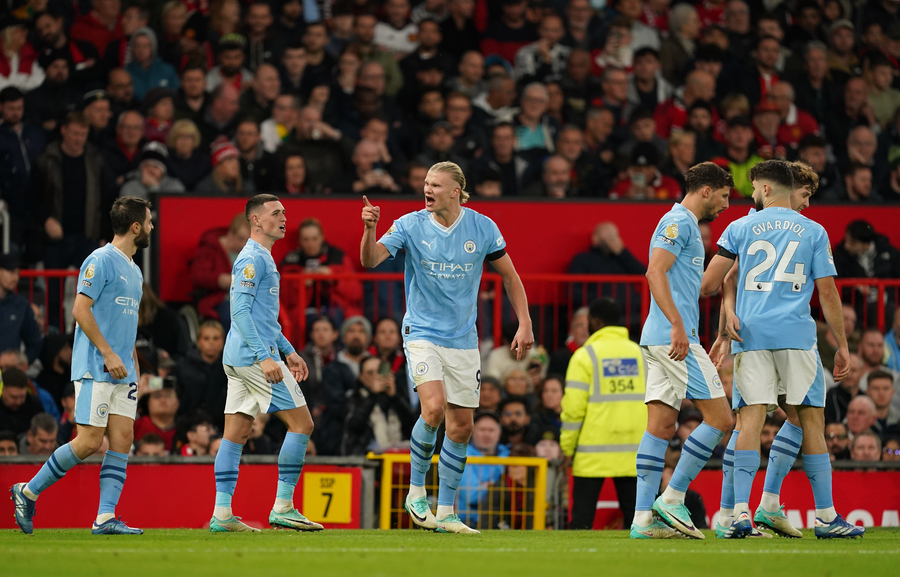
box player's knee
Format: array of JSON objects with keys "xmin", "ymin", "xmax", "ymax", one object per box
[
  {"xmin": 421, "ymin": 402, "xmax": 444, "ymax": 426},
  {"xmin": 709, "ymin": 412, "xmax": 735, "ymax": 434}
]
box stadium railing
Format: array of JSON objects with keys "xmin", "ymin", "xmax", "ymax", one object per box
[
  {"xmin": 368, "ymin": 452, "xmax": 549, "ymax": 530},
  {"xmin": 16, "ymin": 270, "xmax": 900, "ymax": 349}
]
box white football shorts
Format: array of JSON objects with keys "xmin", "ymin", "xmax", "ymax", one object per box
[
  {"xmin": 733, "ymin": 346, "xmax": 825, "ymax": 409},
  {"xmin": 642, "ymin": 344, "xmax": 725, "ymax": 410},
  {"xmin": 404, "ymin": 339, "xmax": 481, "ymax": 408},
  {"xmin": 74, "ymin": 379, "xmax": 138, "ymax": 427},
  {"xmin": 224, "ymin": 360, "xmax": 307, "ymax": 417}
]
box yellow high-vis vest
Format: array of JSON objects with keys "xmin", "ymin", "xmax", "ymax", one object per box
[{"xmin": 560, "ymin": 326, "xmax": 648, "ymax": 478}]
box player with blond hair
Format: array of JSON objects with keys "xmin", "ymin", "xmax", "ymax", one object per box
[{"xmin": 361, "ymin": 162, "xmax": 534, "ymax": 533}]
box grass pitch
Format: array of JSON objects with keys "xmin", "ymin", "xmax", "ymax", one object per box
[{"xmin": 2, "ymin": 528, "xmax": 898, "ymax": 577}]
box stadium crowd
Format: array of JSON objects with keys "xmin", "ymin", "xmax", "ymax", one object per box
[{"xmin": 2, "ymin": 1, "xmax": 900, "ymax": 484}]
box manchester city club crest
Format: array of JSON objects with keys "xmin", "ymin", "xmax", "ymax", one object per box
[
  {"xmin": 97, "ymin": 404, "xmax": 109, "ymax": 418},
  {"xmin": 415, "ymin": 362, "xmax": 428, "ymax": 375},
  {"xmin": 712, "ymin": 375, "xmax": 723, "ymax": 389},
  {"xmin": 464, "ymin": 240, "xmax": 476, "ymax": 253}
]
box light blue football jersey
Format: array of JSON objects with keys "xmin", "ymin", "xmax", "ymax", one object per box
[
  {"xmin": 72, "ymin": 244, "xmax": 144, "ymax": 384},
  {"xmin": 640, "ymin": 203, "xmax": 705, "ymax": 346},
  {"xmin": 717, "ymin": 206, "xmax": 836, "ymax": 353},
  {"xmin": 378, "ymin": 207, "xmax": 506, "ymax": 350},
  {"xmin": 224, "ymin": 238, "xmax": 284, "ymax": 366}
]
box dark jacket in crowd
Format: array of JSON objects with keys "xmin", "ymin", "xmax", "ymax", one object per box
[
  {"xmin": 0, "ymin": 292, "xmax": 43, "ymax": 363},
  {"xmin": 173, "ymin": 349, "xmax": 228, "ymax": 430},
  {"xmin": 189, "ymin": 226, "xmax": 234, "ymax": 321},
  {"xmin": 0, "ymin": 392, "xmax": 44, "ymax": 437},
  {"xmin": 314, "ymin": 360, "xmax": 356, "ymax": 456},
  {"xmin": 341, "ymin": 383, "xmax": 416, "ymax": 456}
]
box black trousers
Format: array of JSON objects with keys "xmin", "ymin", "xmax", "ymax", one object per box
[{"xmin": 569, "ymin": 476, "xmax": 637, "ymax": 530}]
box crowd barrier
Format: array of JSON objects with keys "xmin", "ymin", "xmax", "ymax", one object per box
[{"xmin": 16, "ymin": 269, "xmax": 900, "ymax": 351}]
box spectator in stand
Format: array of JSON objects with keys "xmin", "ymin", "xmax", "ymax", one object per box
[
  {"xmin": 654, "ymin": 69, "xmax": 716, "ymax": 139},
  {"xmin": 523, "ymin": 154, "xmax": 575, "ymax": 198},
  {"xmin": 101, "ymin": 4, "xmax": 150, "ymax": 72},
  {"xmin": 513, "ymin": 13, "xmax": 570, "ymax": 85},
  {"xmin": 825, "ymin": 422, "xmax": 851, "ymax": 461},
  {"xmin": 177, "ymin": 413, "xmax": 215, "ymax": 456},
  {"xmin": 618, "ymin": 108, "xmax": 666, "ymax": 161},
  {"xmin": 284, "ymin": 105, "xmax": 354, "ymax": 193},
  {"xmin": 718, "ymin": 115, "xmax": 763, "ymax": 197},
  {"xmin": 833, "ymin": 221, "xmax": 900, "ymax": 325},
  {"xmin": 281, "ymin": 152, "xmax": 309, "ymax": 194},
  {"xmin": 189, "ymin": 212, "xmax": 249, "ymax": 325},
  {"xmin": 299, "ymin": 316, "xmax": 339, "ymax": 415},
  {"xmin": 0, "ymin": 367, "xmax": 43, "ymax": 436},
  {"xmin": 531, "ymin": 374, "xmax": 563, "ymax": 440},
  {"xmin": 336, "ymin": 138, "xmax": 400, "ymax": 194},
  {"xmin": 827, "ymin": 19, "xmax": 859, "ymax": 84},
  {"xmin": 457, "ymin": 410, "xmax": 509, "ymax": 525},
  {"xmin": 685, "ymin": 102, "xmax": 723, "ymax": 163},
  {"xmin": 104, "ymin": 110, "xmax": 145, "ymax": 188},
  {"xmin": 441, "ymin": 0, "xmax": 480, "ymax": 62},
  {"xmin": 0, "ymin": 430, "xmax": 18, "ymax": 455},
  {"xmin": 884, "ymin": 436, "xmax": 900, "ymax": 462},
  {"xmin": 18, "ymin": 413, "xmax": 57, "ymax": 456},
  {"xmin": 846, "ymin": 395, "xmax": 879, "ymax": 440},
  {"xmin": 261, "ymin": 93, "xmax": 298, "ymax": 153},
  {"xmin": 35, "ymin": 334, "xmax": 72, "ymax": 406},
  {"xmin": 0, "ymin": 15, "xmax": 44, "ymax": 93},
  {"xmin": 239, "ymin": 64, "xmax": 281, "ymax": 124},
  {"xmin": 548, "ymin": 308, "xmax": 589, "ymax": 376},
  {"xmin": 137, "ymin": 283, "xmax": 191, "ymax": 362},
  {"xmin": 33, "ymin": 9, "xmax": 103, "ymax": 90},
  {"xmin": 369, "ymin": 317, "xmax": 412, "ymax": 406},
  {"xmin": 443, "ymin": 92, "xmax": 484, "ymax": 162},
  {"xmin": 613, "ymin": 0, "xmax": 661, "ymax": 52},
  {"xmin": 609, "ymin": 143, "xmax": 682, "ymax": 200},
  {"xmin": 125, "ymin": 28, "xmax": 180, "ymax": 100},
  {"xmin": 280, "ymin": 217, "xmax": 363, "ymax": 326},
  {"xmin": 134, "ymin": 382, "xmax": 179, "ymax": 452},
  {"xmin": 887, "ymin": 309, "xmax": 900, "ymax": 373},
  {"xmin": 32, "ymin": 111, "xmax": 115, "ymax": 328},
  {"xmin": 177, "ymin": 11, "xmax": 216, "ymax": 73},
  {"xmin": 134, "ymin": 433, "xmax": 167, "ymax": 456},
  {"xmin": 866, "ymin": 53, "xmax": 900, "ymax": 128},
  {"xmin": 142, "ymin": 88, "xmax": 176, "ymax": 144},
  {"xmin": 867, "ymin": 371, "xmax": 900, "ymax": 439},
  {"xmin": 69, "ymin": 0, "xmax": 122, "ymax": 57},
  {"xmin": 752, "ymin": 100, "xmax": 787, "ymax": 161},
  {"xmin": 107, "ymin": 68, "xmax": 137, "ymax": 119},
  {"xmin": 768, "ymin": 81, "xmax": 819, "ymax": 152},
  {"xmin": 472, "ymin": 122, "xmax": 530, "ymax": 197},
  {"xmin": 480, "ymin": 0, "xmax": 537, "ymax": 66},
  {"xmin": 167, "ymin": 119, "xmax": 211, "ymax": 190},
  {"xmin": 660, "ymin": 3, "xmax": 700, "ymax": 86},
  {"xmin": 595, "ymin": 67, "xmax": 631, "ymax": 140},
  {"xmin": 235, "ymin": 119, "xmax": 277, "ymax": 191},
  {"xmin": 566, "ymin": 220, "xmax": 646, "ymax": 325},
  {"xmin": 173, "ymin": 320, "xmax": 228, "ymax": 431},
  {"xmin": 0, "ymin": 87, "xmax": 45, "ymax": 258},
  {"xmin": 415, "ymin": 121, "xmax": 469, "ymax": 174},
  {"xmin": 81, "ymin": 89, "xmax": 114, "ymax": 147},
  {"xmin": 446, "ymin": 51, "xmax": 485, "ymax": 101},
  {"xmin": 840, "ymin": 163, "xmax": 875, "ymax": 203},
  {"xmin": 825, "ymin": 353, "xmax": 865, "ymax": 424},
  {"xmin": 316, "ymin": 316, "xmax": 373, "ymax": 456},
  {"xmin": 206, "ymin": 34, "xmax": 252, "ymax": 92},
  {"xmin": 479, "ymin": 377, "xmax": 503, "ymax": 413},
  {"xmin": 400, "ymin": 18, "xmax": 453, "ymax": 92},
  {"xmin": 794, "ymin": 41, "xmax": 840, "ymax": 130},
  {"xmin": 158, "ymin": 2, "xmax": 189, "ymax": 67},
  {"xmin": 850, "ymin": 430, "xmax": 882, "ymax": 464},
  {"xmin": 120, "ymin": 142, "xmax": 186, "ymax": 199},
  {"xmin": 0, "ymin": 350, "xmax": 56, "ymax": 418},
  {"xmin": 627, "ymin": 48, "xmax": 672, "ymax": 114},
  {"xmin": 173, "ymin": 65, "xmax": 209, "ymax": 123},
  {"xmin": 472, "ymin": 75, "xmax": 516, "ymax": 123},
  {"xmin": 374, "ymin": 0, "xmax": 419, "ymax": 60},
  {"xmin": 858, "ymin": 329, "xmax": 900, "ymax": 398},
  {"xmin": 784, "ymin": 1, "xmax": 826, "ymax": 53},
  {"xmin": 560, "ymin": 0, "xmax": 599, "ymax": 52},
  {"xmin": 341, "ymin": 355, "xmax": 416, "ymax": 455},
  {"xmin": 242, "ymin": 1, "xmax": 284, "ymax": 71},
  {"xmin": 844, "ymin": 125, "xmax": 883, "ymax": 182},
  {"xmin": 660, "ymin": 131, "xmax": 696, "ymax": 192},
  {"xmin": 195, "ymin": 138, "xmax": 254, "ymax": 195},
  {"xmin": 797, "ymin": 135, "xmax": 843, "ymax": 200},
  {"xmin": 499, "ymin": 396, "xmax": 540, "ymax": 447},
  {"xmin": 831, "ymin": 78, "xmax": 879, "ymax": 162},
  {"xmin": 351, "ymin": 13, "xmax": 404, "ymax": 97},
  {"xmin": 27, "ymin": 52, "xmax": 80, "ymax": 133}
]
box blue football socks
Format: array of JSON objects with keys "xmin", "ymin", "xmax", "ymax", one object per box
[
  {"xmin": 760, "ymin": 422, "xmax": 802, "ymax": 511},
  {"xmin": 274, "ymin": 432, "xmax": 309, "ymax": 513},
  {"xmin": 634, "ymin": 432, "xmax": 667, "ymax": 524},
  {"xmin": 669, "ymin": 423, "xmax": 725, "ymax": 493},
  {"xmin": 409, "ymin": 417, "xmax": 438, "ymax": 488},
  {"xmin": 213, "ymin": 439, "xmax": 243, "ymax": 518},
  {"xmin": 733, "ymin": 449, "xmax": 760, "ymax": 511},
  {"xmin": 26, "ymin": 443, "xmax": 83, "ymax": 498},
  {"xmin": 437, "ymin": 436, "xmax": 468, "ymax": 509},
  {"xmin": 97, "ymin": 450, "xmax": 129, "ymax": 517}
]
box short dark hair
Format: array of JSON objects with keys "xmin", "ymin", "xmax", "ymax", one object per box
[
  {"xmin": 136, "ymin": 432, "xmax": 166, "ymax": 450},
  {"xmin": 0, "ymin": 86, "xmax": 24, "ymax": 103},
  {"xmin": 798, "ymin": 134, "xmax": 826, "ymax": 152},
  {"xmin": 634, "ymin": 47, "xmax": 660, "ymax": 61},
  {"xmin": 868, "ymin": 369, "xmax": 895, "ymax": 385},
  {"xmin": 499, "ymin": 395, "xmax": 529, "ymax": 415},
  {"xmin": 0, "ymin": 430, "xmax": 18, "ymax": 446},
  {"xmin": 749, "ymin": 160, "xmax": 794, "ymax": 191},
  {"xmin": 62, "ymin": 110, "xmax": 90, "ymax": 128},
  {"xmin": 589, "ymin": 297, "xmax": 622, "ymax": 327},
  {"xmin": 846, "ymin": 219, "xmax": 876, "ymax": 243},
  {"xmin": 684, "ymin": 162, "xmax": 734, "ymax": 194},
  {"xmin": 790, "ymin": 161, "xmax": 819, "ymax": 194},
  {"xmin": 110, "ymin": 196, "xmax": 152, "ymax": 237},
  {"xmin": 1, "ymin": 367, "xmax": 28, "ymax": 388},
  {"xmin": 29, "ymin": 413, "xmax": 58, "ymax": 435},
  {"xmin": 245, "ymin": 194, "xmax": 280, "ymax": 221}
]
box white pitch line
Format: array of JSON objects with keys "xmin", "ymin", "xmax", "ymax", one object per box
[{"xmin": 1, "ymin": 547, "xmax": 898, "ymax": 555}]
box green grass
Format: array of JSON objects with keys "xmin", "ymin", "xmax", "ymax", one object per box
[{"xmin": 2, "ymin": 528, "xmax": 899, "ymax": 577}]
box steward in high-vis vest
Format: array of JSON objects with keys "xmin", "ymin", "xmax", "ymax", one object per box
[{"xmin": 561, "ymin": 298, "xmax": 647, "ymax": 529}]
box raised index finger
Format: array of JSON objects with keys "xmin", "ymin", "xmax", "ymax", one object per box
[{"xmin": 363, "ymin": 195, "xmax": 373, "ymax": 208}]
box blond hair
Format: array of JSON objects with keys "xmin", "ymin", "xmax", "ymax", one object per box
[
  {"xmin": 167, "ymin": 119, "xmax": 201, "ymax": 150},
  {"xmin": 790, "ymin": 161, "xmax": 819, "ymax": 195},
  {"xmin": 429, "ymin": 161, "xmax": 470, "ymax": 203}
]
